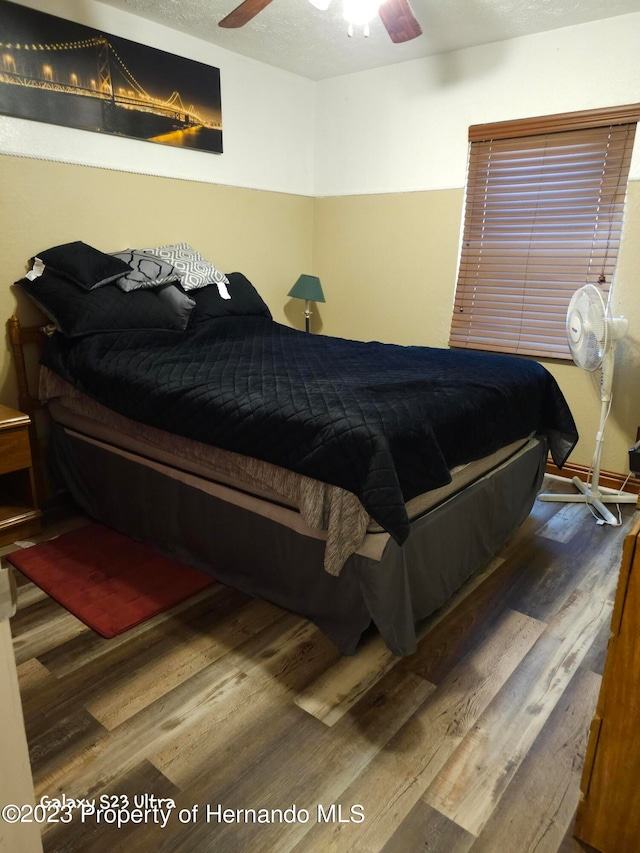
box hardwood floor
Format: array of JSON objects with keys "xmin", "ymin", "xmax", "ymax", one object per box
[{"xmin": 4, "ymin": 477, "xmax": 634, "ymax": 853}]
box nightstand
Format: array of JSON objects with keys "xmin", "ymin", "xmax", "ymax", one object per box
[{"xmin": 0, "ymin": 405, "xmax": 42, "ymax": 546}]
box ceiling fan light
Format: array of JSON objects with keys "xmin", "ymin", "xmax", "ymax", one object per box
[{"xmin": 343, "ymin": 0, "xmax": 382, "ymax": 27}]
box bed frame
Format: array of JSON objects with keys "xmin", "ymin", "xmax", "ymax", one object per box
[
  {"xmin": 7, "ymin": 315, "xmax": 54, "ymax": 505},
  {"xmin": 7, "ymin": 315, "xmax": 547, "ymax": 656}
]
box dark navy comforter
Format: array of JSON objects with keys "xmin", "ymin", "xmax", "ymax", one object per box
[{"xmin": 42, "ymin": 317, "xmax": 578, "ymax": 543}]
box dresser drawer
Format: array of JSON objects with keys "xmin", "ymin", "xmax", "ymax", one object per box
[
  {"xmin": 0, "ymin": 427, "xmax": 31, "ymax": 475},
  {"xmin": 574, "ymin": 515, "xmax": 640, "ymax": 851}
]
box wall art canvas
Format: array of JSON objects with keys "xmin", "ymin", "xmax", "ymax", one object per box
[{"xmin": 0, "ymin": 0, "xmax": 223, "ymax": 153}]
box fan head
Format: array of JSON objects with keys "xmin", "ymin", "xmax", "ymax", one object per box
[{"xmin": 566, "ymin": 284, "xmax": 608, "ymax": 371}]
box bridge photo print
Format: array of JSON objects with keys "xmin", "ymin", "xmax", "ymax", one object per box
[{"xmin": 0, "ymin": 0, "xmax": 223, "ymax": 153}]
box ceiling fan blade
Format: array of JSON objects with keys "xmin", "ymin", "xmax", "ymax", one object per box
[
  {"xmin": 219, "ymin": 0, "xmax": 275, "ymax": 28},
  {"xmin": 378, "ymin": 0, "xmax": 422, "ymax": 43}
]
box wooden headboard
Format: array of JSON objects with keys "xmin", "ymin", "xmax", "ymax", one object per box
[{"xmin": 7, "ymin": 315, "xmax": 55, "ymax": 504}]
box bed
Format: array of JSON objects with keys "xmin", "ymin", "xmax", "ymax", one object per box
[{"xmin": 9, "ymin": 247, "xmax": 578, "ymax": 656}]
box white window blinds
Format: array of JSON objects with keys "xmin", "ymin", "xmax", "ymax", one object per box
[{"xmin": 449, "ymin": 104, "xmax": 639, "ymax": 359}]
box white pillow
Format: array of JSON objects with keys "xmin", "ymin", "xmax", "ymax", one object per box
[{"xmin": 142, "ymin": 242, "xmax": 229, "ymax": 292}]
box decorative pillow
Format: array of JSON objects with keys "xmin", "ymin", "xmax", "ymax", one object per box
[
  {"xmin": 155, "ymin": 283, "xmax": 196, "ymax": 331},
  {"xmin": 31, "ymin": 241, "xmax": 131, "ymax": 291},
  {"xmin": 191, "ymin": 272, "xmax": 272, "ymax": 322},
  {"xmin": 141, "ymin": 242, "xmax": 229, "ymax": 291},
  {"xmin": 15, "ymin": 271, "xmax": 188, "ymax": 337},
  {"xmin": 111, "ymin": 250, "xmax": 180, "ymax": 292}
]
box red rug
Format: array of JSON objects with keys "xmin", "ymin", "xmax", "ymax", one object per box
[{"xmin": 7, "ymin": 523, "xmax": 215, "ymax": 638}]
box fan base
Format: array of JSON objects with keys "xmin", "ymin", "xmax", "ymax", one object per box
[{"xmin": 538, "ymin": 475, "xmax": 637, "ymax": 526}]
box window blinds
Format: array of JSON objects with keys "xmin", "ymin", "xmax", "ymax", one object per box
[{"xmin": 449, "ymin": 105, "xmax": 639, "ymax": 359}]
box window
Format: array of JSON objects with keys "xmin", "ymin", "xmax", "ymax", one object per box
[{"xmin": 449, "ymin": 104, "xmax": 639, "ymax": 359}]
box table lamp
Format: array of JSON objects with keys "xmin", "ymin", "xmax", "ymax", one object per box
[{"xmin": 288, "ymin": 274, "xmax": 325, "ymax": 333}]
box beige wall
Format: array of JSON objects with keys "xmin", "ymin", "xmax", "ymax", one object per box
[
  {"xmin": 3, "ymin": 153, "xmax": 639, "ymax": 478},
  {"xmin": 313, "ymin": 182, "xmax": 640, "ymax": 478},
  {"xmin": 313, "ymin": 190, "xmax": 463, "ymax": 345},
  {"xmin": 0, "ymin": 154, "xmax": 314, "ymax": 407}
]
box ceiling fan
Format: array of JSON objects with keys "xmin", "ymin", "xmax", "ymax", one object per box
[{"xmin": 219, "ymin": 0, "xmax": 423, "ymax": 43}]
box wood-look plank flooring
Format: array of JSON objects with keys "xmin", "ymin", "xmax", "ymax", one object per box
[{"xmin": 5, "ymin": 477, "xmax": 634, "ymax": 852}]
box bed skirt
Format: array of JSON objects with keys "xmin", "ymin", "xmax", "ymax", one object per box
[{"xmin": 48, "ymin": 423, "xmax": 546, "ymax": 656}]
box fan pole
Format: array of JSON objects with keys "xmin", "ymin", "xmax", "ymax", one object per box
[{"xmin": 591, "ymin": 360, "xmax": 614, "ymax": 495}]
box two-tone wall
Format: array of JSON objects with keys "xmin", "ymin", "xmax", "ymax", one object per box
[
  {"xmin": 0, "ymin": 0, "xmax": 316, "ymax": 405},
  {"xmin": 2, "ymin": 1, "xmax": 640, "ymax": 477},
  {"xmin": 312, "ymin": 12, "xmax": 640, "ymax": 477}
]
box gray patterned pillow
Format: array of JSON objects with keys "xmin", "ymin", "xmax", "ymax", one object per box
[
  {"xmin": 111, "ymin": 250, "xmax": 180, "ymax": 292},
  {"xmin": 141, "ymin": 242, "xmax": 229, "ymax": 292}
]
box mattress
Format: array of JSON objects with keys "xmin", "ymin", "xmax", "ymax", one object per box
[{"xmin": 42, "ymin": 367, "xmax": 532, "ymax": 574}]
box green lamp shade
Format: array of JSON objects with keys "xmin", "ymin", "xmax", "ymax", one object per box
[{"xmin": 288, "ymin": 274, "xmax": 325, "ymax": 303}]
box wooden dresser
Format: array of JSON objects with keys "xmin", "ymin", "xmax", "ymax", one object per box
[
  {"xmin": 0, "ymin": 404, "xmax": 41, "ymax": 546},
  {"xmin": 574, "ymin": 514, "xmax": 640, "ymax": 852}
]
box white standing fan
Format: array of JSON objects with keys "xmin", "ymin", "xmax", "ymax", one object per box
[{"xmin": 538, "ymin": 283, "xmax": 635, "ymax": 525}]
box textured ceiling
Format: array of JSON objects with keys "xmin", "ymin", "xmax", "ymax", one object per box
[{"xmin": 99, "ymin": 0, "xmax": 640, "ymax": 80}]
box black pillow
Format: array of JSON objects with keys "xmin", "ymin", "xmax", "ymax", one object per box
[
  {"xmin": 191, "ymin": 272, "xmax": 272, "ymax": 322},
  {"xmin": 33, "ymin": 241, "xmax": 132, "ymax": 291},
  {"xmin": 15, "ymin": 270, "xmax": 188, "ymax": 336},
  {"xmin": 155, "ymin": 283, "xmax": 196, "ymax": 331}
]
